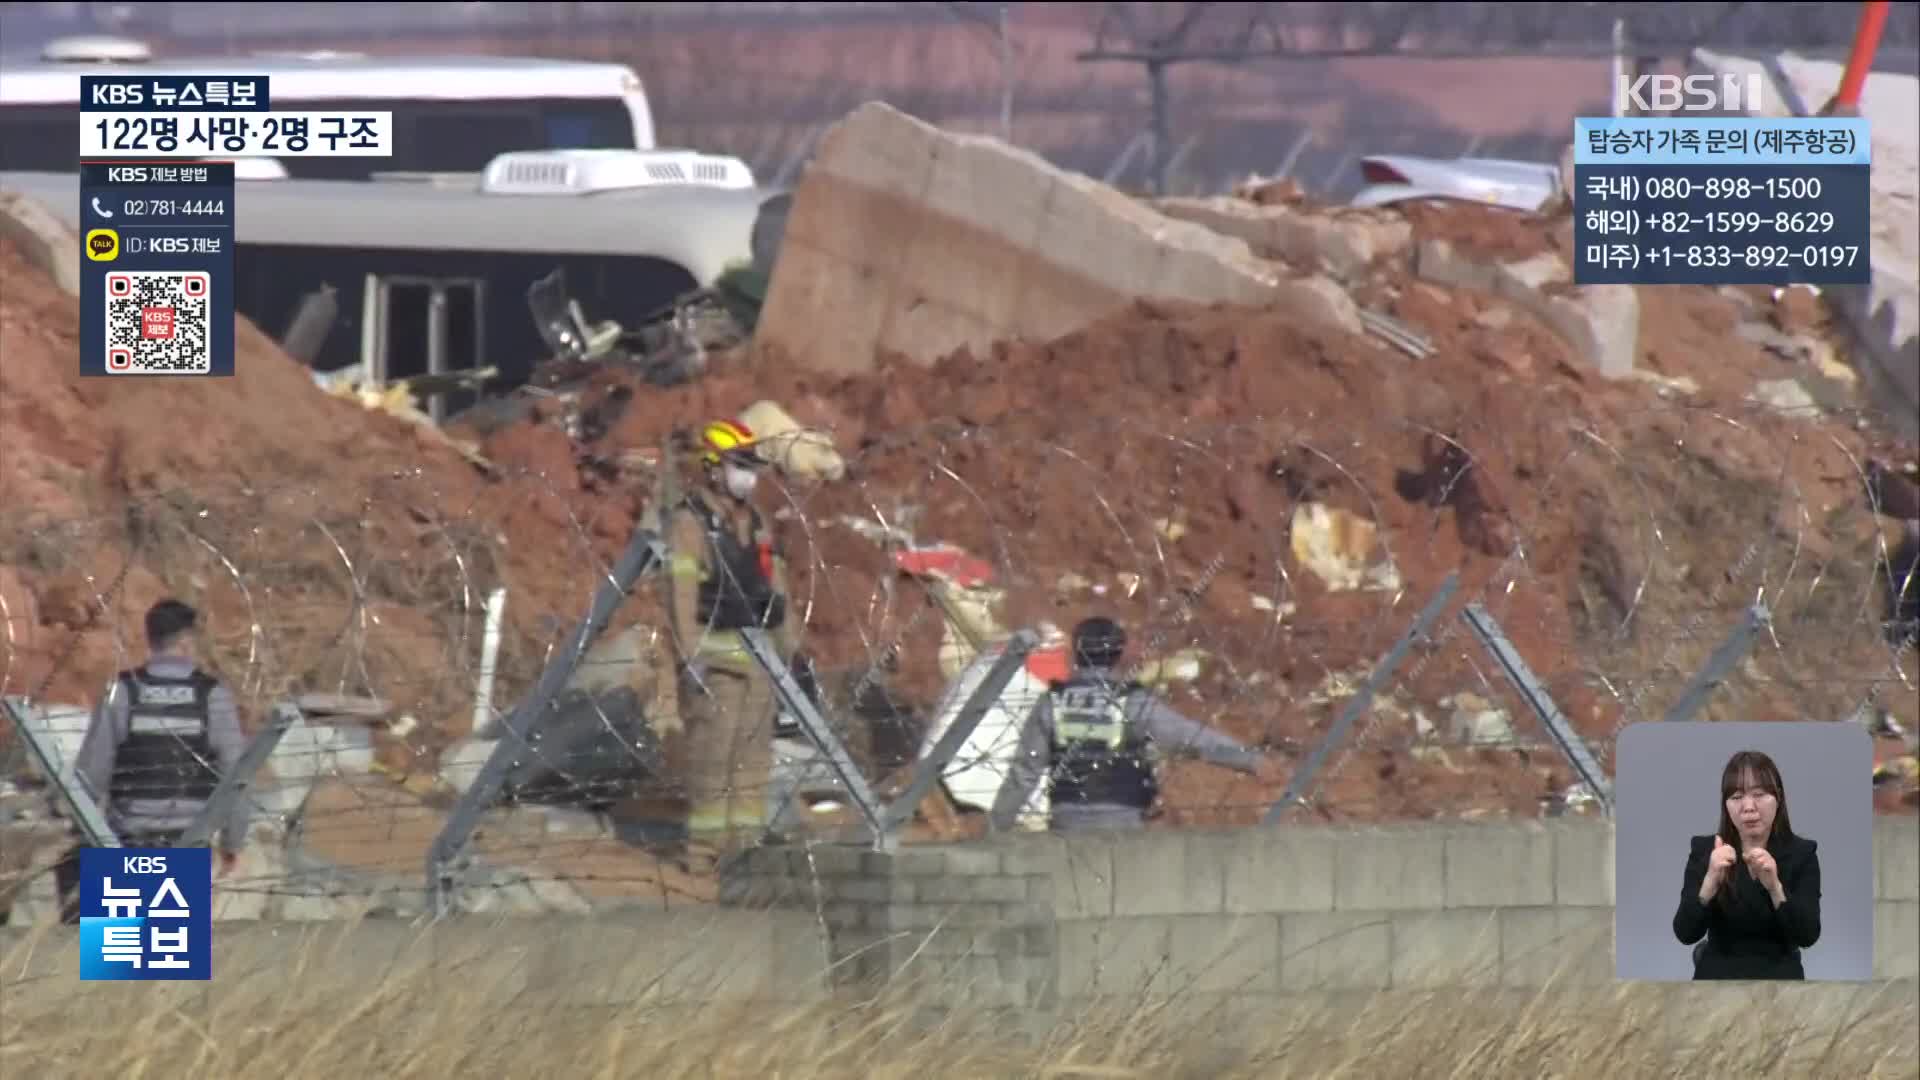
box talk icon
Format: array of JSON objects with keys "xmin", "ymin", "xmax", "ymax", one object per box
[{"xmin": 85, "ymin": 228, "xmax": 120, "ymax": 262}]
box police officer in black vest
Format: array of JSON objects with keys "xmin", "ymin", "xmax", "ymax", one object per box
[
  {"xmin": 989, "ymin": 616, "xmax": 1271, "ymax": 833},
  {"xmin": 55, "ymin": 599, "xmax": 250, "ymax": 923}
]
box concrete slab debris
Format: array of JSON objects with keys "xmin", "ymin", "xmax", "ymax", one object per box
[
  {"xmin": 757, "ymin": 102, "xmax": 1358, "ymax": 376},
  {"xmin": 0, "ymin": 191, "xmax": 79, "ymax": 297},
  {"xmin": 1414, "ymin": 240, "xmax": 1637, "ymax": 379},
  {"xmin": 1154, "ymin": 196, "xmax": 1413, "ymax": 282}
]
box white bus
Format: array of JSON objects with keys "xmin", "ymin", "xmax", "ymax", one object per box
[{"xmin": 0, "ymin": 36, "xmax": 656, "ymax": 177}]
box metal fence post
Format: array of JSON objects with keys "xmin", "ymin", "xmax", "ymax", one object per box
[
  {"xmin": 739, "ymin": 627, "xmax": 891, "ymax": 849},
  {"xmin": 1263, "ymin": 573, "xmax": 1460, "ymax": 825},
  {"xmin": 178, "ymin": 701, "xmax": 300, "ymax": 847},
  {"xmin": 425, "ymin": 526, "xmax": 667, "ymax": 918},
  {"xmin": 1661, "ymin": 604, "xmax": 1771, "ymax": 725},
  {"xmin": 881, "ymin": 629, "xmax": 1038, "ymax": 838},
  {"xmin": 1460, "ymin": 604, "xmax": 1614, "ymax": 812},
  {"xmin": 2, "ymin": 696, "xmax": 119, "ymax": 848}
]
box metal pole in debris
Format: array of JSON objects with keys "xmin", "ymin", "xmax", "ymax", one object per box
[
  {"xmin": 882, "ymin": 629, "xmax": 1038, "ymax": 837},
  {"xmin": 471, "ymin": 587, "xmax": 509, "ymax": 738},
  {"xmin": 1147, "ymin": 59, "xmax": 1172, "ymax": 195},
  {"xmin": 1660, "ymin": 604, "xmax": 1771, "ymax": 725},
  {"xmin": 1263, "ymin": 573, "xmax": 1460, "ymax": 826},
  {"xmin": 178, "ymin": 702, "xmax": 300, "ymax": 847},
  {"xmin": 1, "ymin": 697, "xmax": 119, "ymax": 848},
  {"xmin": 1460, "ymin": 604, "xmax": 1613, "ymax": 812},
  {"xmin": 425, "ymin": 526, "xmax": 667, "ymax": 918},
  {"xmin": 740, "ymin": 628, "xmax": 891, "ymax": 849}
]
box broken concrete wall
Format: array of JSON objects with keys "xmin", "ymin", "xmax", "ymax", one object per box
[
  {"xmin": 0, "ymin": 191, "xmax": 80, "ymax": 298},
  {"xmin": 1153, "ymin": 197, "xmax": 1413, "ymax": 284},
  {"xmin": 1414, "ymin": 240, "xmax": 1639, "ymax": 379},
  {"xmin": 1689, "ymin": 49, "xmax": 1920, "ymax": 440},
  {"xmin": 757, "ymin": 102, "xmax": 1360, "ymax": 376}
]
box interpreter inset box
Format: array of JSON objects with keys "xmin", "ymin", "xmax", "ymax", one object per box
[{"xmin": 1614, "ymin": 722, "xmax": 1873, "ymax": 982}]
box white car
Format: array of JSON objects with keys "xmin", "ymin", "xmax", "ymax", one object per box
[{"xmin": 1349, "ymin": 154, "xmax": 1562, "ymax": 212}]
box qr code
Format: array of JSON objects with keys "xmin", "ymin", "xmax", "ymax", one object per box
[{"xmin": 105, "ymin": 271, "xmax": 212, "ymax": 375}]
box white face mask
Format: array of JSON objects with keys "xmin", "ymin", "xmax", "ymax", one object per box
[{"xmin": 723, "ymin": 462, "xmax": 759, "ymax": 499}]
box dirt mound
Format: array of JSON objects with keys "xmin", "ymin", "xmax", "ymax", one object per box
[
  {"xmin": 0, "ymin": 236, "xmax": 659, "ymax": 774},
  {"xmin": 7, "ymin": 186, "xmax": 1913, "ymax": 826},
  {"xmin": 479, "ymin": 257, "xmax": 1915, "ymax": 823}
]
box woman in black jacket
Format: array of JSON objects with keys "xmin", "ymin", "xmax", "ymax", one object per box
[{"xmin": 1672, "ymin": 749, "xmax": 1822, "ymax": 980}]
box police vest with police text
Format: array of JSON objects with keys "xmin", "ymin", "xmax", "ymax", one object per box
[
  {"xmin": 110, "ymin": 667, "xmax": 221, "ymax": 804},
  {"xmin": 1046, "ymin": 674, "xmax": 1156, "ymax": 809}
]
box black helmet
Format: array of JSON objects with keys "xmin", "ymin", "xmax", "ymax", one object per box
[{"xmin": 1070, "ymin": 616, "xmax": 1127, "ymax": 669}]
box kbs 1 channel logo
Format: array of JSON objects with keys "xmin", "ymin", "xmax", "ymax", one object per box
[{"xmin": 78, "ymin": 848, "xmax": 213, "ymax": 981}]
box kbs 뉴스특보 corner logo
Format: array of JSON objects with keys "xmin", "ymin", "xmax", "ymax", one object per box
[{"xmin": 78, "ymin": 848, "xmax": 212, "ymax": 981}]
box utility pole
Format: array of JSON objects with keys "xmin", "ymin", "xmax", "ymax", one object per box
[
  {"xmin": 1147, "ymin": 57, "xmax": 1171, "ymax": 195},
  {"xmin": 995, "ymin": 3, "xmax": 1013, "ymax": 142}
]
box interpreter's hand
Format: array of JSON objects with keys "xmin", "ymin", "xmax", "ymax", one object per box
[
  {"xmin": 1707, "ymin": 835, "xmax": 1738, "ymax": 880},
  {"xmin": 1699, "ymin": 835, "xmax": 1737, "ymax": 902},
  {"xmin": 1743, "ymin": 845, "xmax": 1780, "ymax": 893}
]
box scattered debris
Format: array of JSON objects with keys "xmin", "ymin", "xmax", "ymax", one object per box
[
  {"xmin": 1056, "ymin": 572, "xmax": 1094, "ymax": 594},
  {"xmin": 1748, "ymin": 378, "xmax": 1822, "ymax": 419},
  {"xmin": 1873, "ymin": 755, "xmax": 1918, "ymax": 806},
  {"xmin": 1249, "ymin": 594, "xmax": 1299, "ymax": 622},
  {"xmin": 1156, "ymin": 194, "xmax": 1413, "ymax": 283},
  {"xmin": 1628, "ymin": 370, "xmax": 1703, "ymax": 398},
  {"xmin": 315, "ymin": 369, "xmax": 495, "ymax": 470},
  {"xmin": 1539, "ymin": 782, "xmax": 1603, "ymax": 817},
  {"xmin": 1289, "ymin": 503, "xmax": 1402, "ymax": 593},
  {"xmin": 1133, "ymin": 648, "xmax": 1207, "ymax": 687},
  {"xmin": 1359, "ymin": 307, "xmax": 1437, "ymax": 359},
  {"xmin": 1232, "ymin": 173, "xmax": 1306, "ymax": 207},
  {"xmin": 293, "ymin": 693, "xmax": 392, "ymax": 722},
  {"xmin": 1443, "ymin": 692, "xmax": 1520, "ymax": 748},
  {"xmin": 738, "ymin": 399, "xmax": 847, "ymax": 482}
]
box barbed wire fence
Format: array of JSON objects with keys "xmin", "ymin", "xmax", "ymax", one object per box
[{"xmin": 2, "ymin": 393, "xmax": 1915, "ymax": 925}]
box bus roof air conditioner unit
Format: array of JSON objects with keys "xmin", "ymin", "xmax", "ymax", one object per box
[{"xmin": 480, "ymin": 149, "xmax": 755, "ymax": 195}]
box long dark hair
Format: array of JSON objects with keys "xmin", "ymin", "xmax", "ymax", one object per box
[{"xmin": 1712, "ymin": 749, "xmax": 1795, "ymax": 907}]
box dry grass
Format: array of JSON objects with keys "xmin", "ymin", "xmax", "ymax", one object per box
[{"xmin": 2, "ymin": 918, "xmax": 1915, "ymax": 1079}]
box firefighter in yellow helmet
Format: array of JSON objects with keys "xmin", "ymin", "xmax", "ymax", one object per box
[{"xmin": 660, "ymin": 418, "xmax": 796, "ymax": 851}]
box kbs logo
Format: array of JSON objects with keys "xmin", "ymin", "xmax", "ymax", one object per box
[
  {"xmin": 77, "ymin": 846, "xmax": 212, "ymax": 981},
  {"xmin": 1617, "ymin": 73, "xmax": 1766, "ymax": 114}
]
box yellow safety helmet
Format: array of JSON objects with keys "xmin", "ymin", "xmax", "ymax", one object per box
[{"xmin": 699, "ymin": 418, "xmax": 758, "ymax": 466}]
